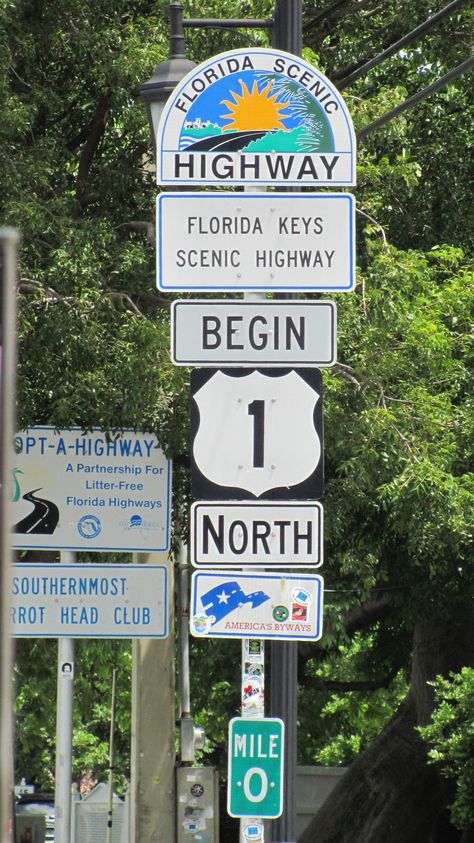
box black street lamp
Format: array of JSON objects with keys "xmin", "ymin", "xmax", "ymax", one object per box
[{"xmin": 140, "ymin": 3, "xmax": 195, "ymax": 159}]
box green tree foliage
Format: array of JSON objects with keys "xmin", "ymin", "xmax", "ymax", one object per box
[
  {"xmin": 15, "ymin": 638, "xmax": 131, "ymax": 792},
  {"xmin": 419, "ymin": 668, "xmax": 474, "ymax": 830},
  {"xmin": 1, "ymin": 0, "xmax": 473, "ymax": 836}
]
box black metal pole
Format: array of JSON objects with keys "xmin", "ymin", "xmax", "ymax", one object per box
[
  {"xmin": 271, "ymin": 7, "xmax": 302, "ymax": 842},
  {"xmin": 272, "ymin": 0, "xmax": 302, "ymax": 54}
]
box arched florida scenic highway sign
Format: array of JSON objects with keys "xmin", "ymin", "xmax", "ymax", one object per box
[{"xmin": 156, "ymin": 48, "xmax": 356, "ymax": 187}]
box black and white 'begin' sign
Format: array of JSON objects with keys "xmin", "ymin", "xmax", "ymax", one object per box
[{"xmin": 172, "ymin": 300, "xmax": 336, "ymax": 368}]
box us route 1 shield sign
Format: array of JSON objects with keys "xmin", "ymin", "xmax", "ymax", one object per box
[
  {"xmin": 190, "ymin": 570, "xmax": 324, "ymax": 641},
  {"xmin": 190, "ymin": 501, "xmax": 323, "ymax": 568},
  {"xmin": 157, "ymin": 193, "xmax": 355, "ymax": 293},
  {"xmin": 172, "ymin": 300, "xmax": 336, "ymax": 367},
  {"xmin": 228, "ymin": 717, "xmax": 284, "ymax": 818},
  {"xmin": 190, "ymin": 368, "xmax": 323, "ymax": 501}
]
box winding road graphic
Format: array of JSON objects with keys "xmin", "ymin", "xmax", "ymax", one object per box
[
  {"xmin": 14, "ymin": 489, "xmax": 60, "ymax": 535},
  {"xmin": 185, "ymin": 130, "xmax": 268, "ymax": 152}
]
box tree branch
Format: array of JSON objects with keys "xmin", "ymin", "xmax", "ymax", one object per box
[
  {"xmin": 119, "ymin": 220, "xmax": 155, "ymax": 245},
  {"xmin": 345, "ymin": 592, "xmax": 394, "ymax": 636},
  {"xmin": 76, "ymin": 91, "xmax": 112, "ymax": 202}
]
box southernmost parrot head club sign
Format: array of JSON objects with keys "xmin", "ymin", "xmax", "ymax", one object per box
[{"xmin": 156, "ymin": 48, "xmax": 356, "ymax": 187}]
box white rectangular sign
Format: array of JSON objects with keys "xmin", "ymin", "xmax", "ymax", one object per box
[
  {"xmin": 191, "ymin": 501, "xmax": 323, "ymax": 568},
  {"xmin": 157, "ymin": 192, "xmax": 355, "ymax": 292},
  {"xmin": 190, "ymin": 571, "xmax": 323, "ymax": 641},
  {"xmin": 13, "ymin": 428, "xmax": 172, "ymax": 552},
  {"xmin": 11, "ymin": 564, "xmax": 168, "ymax": 638},
  {"xmin": 172, "ymin": 300, "xmax": 336, "ymax": 367}
]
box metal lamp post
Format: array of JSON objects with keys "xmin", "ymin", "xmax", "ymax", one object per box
[{"xmin": 139, "ymin": 2, "xmax": 195, "ymax": 158}]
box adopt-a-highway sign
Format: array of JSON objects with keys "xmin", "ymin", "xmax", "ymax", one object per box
[
  {"xmin": 10, "ymin": 564, "xmax": 168, "ymax": 638},
  {"xmin": 228, "ymin": 717, "xmax": 284, "ymax": 818},
  {"xmin": 12, "ymin": 428, "xmax": 171, "ymax": 552}
]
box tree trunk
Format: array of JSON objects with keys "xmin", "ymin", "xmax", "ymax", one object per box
[{"xmin": 298, "ymin": 607, "xmax": 474, "ymax": 843}]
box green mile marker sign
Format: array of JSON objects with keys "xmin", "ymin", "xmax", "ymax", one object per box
[{"xmin": 227, "ymin": 717, "xmax": 284, "ymax": 818}]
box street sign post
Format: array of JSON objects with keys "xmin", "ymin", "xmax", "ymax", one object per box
[
  {"xmin": 228, "ymin": 717, "xmax": 284, "ymax": 818},
  {"xmin": 190, "ymin": 501, "xmax": 323, "ymax": 568},
  {"xmin": 157, "ymin": 193, "xmax": 355, "ymax": 292},
  {"xmin": 156, "ymin": 47, "xmax": 356, "ymax": 187},
  {"xmin": 171, "ymin": 300, "xmax": 336, "ymax": 367},
  {"xmin": 190, "ymin": 368, "xmax": 323, "ymax": 501},
  {"xmin": 10, "ymin": 564, "xmax": 168, "ymax": 638},
  {"xmin": 13, "ymin": 428, "xmax": 172, "ymax": 552},
  {"xmin": 190, "ymin": 570, "xmax": 323, "ymax": 641}
]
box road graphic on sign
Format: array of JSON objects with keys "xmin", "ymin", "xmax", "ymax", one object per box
[{"xmin": 14, "ymin": 489, "xmax": 59, "ymax": 535}]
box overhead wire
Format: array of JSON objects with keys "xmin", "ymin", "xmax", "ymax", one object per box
[
  {"xmin": 357, "ymin": 54, "xmax": 474, "ymax": 139},
  {"xmin": 338, "ymin": 0, "xmax": 471, "ymax": 88}
]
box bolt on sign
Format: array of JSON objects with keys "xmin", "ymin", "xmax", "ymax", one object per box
[{"xmin": 155, "ymin": 47, "xmax": 356, "ymax": 187}]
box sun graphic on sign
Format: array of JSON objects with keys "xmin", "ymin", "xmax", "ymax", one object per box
[{"xmin": 220, "ymin": 80, "xmax": 290, "ymax": 132}]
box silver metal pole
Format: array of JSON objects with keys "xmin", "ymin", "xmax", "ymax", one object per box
[
  {"xmin": 178, "ymin": 542, "xmax": 191, "ymax": 719},
  {"xmin": 177, "ymin": 540, "xmax": 197, "ymax": 763},
  {"xmin": 106, "ymin": 668, "xmax": 118, "ymax": 843},
  {"xmin": 240, "ymin": 209, "xmax": 267, "ymax": 843},
  {"xmin": 0, "ymin": 227, "xmax": 19, "ymax": 843},
  {"xmin": 54, "ymin": 550, "xmax": 76, "ymax": 843}
]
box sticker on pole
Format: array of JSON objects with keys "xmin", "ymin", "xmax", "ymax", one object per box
[
  {"xmin": 191, "ymin": 368, "xmax": 323, "ymax": 500},
  {"xmin": 190, "ymin": 570, "xmax": 324, "ymax": 641},
  {"xmin": 228, "ymin": 717, "xmax": 284, "ymax": 818},
  {"xmin": 156, "ymin": 47, "xmax": 356, "ymax": 186}
]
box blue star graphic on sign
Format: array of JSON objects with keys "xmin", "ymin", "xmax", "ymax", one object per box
[{"xmin": 200, "ymin": 582, "xmax": 270, "ymax": 625}]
